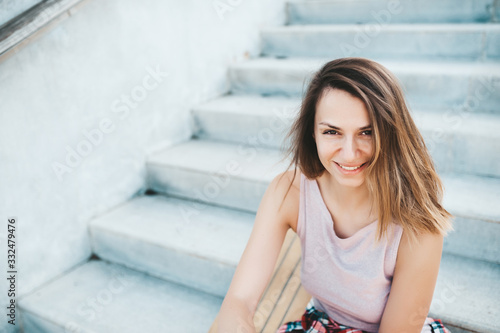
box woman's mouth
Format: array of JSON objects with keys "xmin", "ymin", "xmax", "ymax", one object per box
[{"xmin": 334, "ymin": 162, "xmax": 368, "ymax": 174}]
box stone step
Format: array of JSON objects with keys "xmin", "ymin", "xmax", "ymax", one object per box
[
  {"xmin": 191, "ymin": 95, "xmax": 500, "ymax": 178},
  {"xmin": 229, "ymin": 57, "xmax": 500, "ymax": 114},
  {"xmin": 441, "ymin": 174, "xmax": 500, "ymax": 264},
  {"xmin": 146, "ymin": 139, "xmax": 500, "ymax": 264},
  {"xmin": 18, "ymin": 260, "xmax": 222, "ymax": 333},
  {"xmin": 430, "ymin": 253, "xmax": 500, "ymax": 333},
  {"xmin": 191, "ymin": 95, "xmax": 299, "ymax": 149},
  {"xmin": 89, "ymin": 195, "xmax": 255, "ymax": 298},
  {"xmin": 147, "ymin": 139, "xmax": 289, "ymax": 212},
  {"xmin": 261, "ymin": 24, "xmax": 500, "ymax": 61},
  {"xmin": 287, "ymin": 0, "xmax": 499, "ymax": 25}
]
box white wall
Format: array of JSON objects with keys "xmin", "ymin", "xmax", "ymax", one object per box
[{"xmin": 0, "ymin": 0, "xmax": 285, "ymax": 331}]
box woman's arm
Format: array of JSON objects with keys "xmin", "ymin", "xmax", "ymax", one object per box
[
  {"xmin": 217, "ymin": 171, "xmax": 296, "ymax": 333},
  {"xmin": 378, "ymin": 230, "xmax": 444, "ymax": 333}
]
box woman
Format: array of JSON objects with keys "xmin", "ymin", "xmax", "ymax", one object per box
[{"xmin": 217, "ymin": 58, "xmax": 453, "ymax": 333}]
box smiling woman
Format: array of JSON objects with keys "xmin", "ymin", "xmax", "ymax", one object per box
[
  {"xmin": 314, "ymin": 88, "xmax": 373, "ymax": 189},
  {"xmin": 283, "ymin": 57, "xmax": 452, "ymax": 245},
  {"xmin": 217, "ymin": 58, "xmax": 453, "ymax": 333}
]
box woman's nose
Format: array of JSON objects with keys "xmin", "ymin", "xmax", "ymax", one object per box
[{"xmin": 341, "ymin": 137, "xmax": 358, "ymax": 161}]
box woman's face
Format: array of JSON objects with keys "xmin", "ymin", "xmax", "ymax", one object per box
[{"xmin": 313, "ymin": 88, "xmax": 374, "ymax": 188}]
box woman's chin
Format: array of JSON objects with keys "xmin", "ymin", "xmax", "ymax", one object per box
[{"xmin": 327, "ymin": 167, "xmax": 367, "ymax": 188}]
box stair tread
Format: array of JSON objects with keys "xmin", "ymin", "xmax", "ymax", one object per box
[
  {"xmin": 260, "ymin": 23, "xmax": 500, "ymax": 60},
  {"xmin": 147, "ymin": 139, "xmax": 500, "ymax": 224},
  {"xmin": 231, "ymin": 57, "xmax": 500, "ymax": 75},
  {"xmin": 263, "ymin": 23, "xmax": 500, "ymax": 32},
  {"xmin": 19, "ymin": 260, "xmax": 222, "ymax": 333},
  {"xmin": 91, "ymin": 195, "xmax": 254, "ymax": 266},
  {"xmin": 192, "ymin": 94, "xmax": 301, "ymax": 117},
  {"xmin": 147, "ymin": 139, "xmax": 290, "ymax": 183},
  {"xmin": 442, "ymin": 174, "xmax": 500, "ymax": 222},
  {"xmin": 286, "ymin": 0, "xmax": 497, "ymax": 25},
  {"xmin": 432, "ymin": 253, "xmax": 500, "ymax": 332}
]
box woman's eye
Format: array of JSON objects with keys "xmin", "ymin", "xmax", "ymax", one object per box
[
  {"xmin": 361, "ymin": 130, "xmax": 372, "ymax": 136},
  {"xmin": 323, "ymin": 130, "xmax": 338, "ymax": 135}
]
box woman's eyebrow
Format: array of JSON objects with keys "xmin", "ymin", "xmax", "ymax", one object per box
[{"xmin": 318, "ymin": 122, "xmax": 371, "ymax": 130}]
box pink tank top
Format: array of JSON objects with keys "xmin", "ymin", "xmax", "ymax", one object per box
[{"xmin": 297, "ymin": 173, "xmax": 403, "ymax": 332}]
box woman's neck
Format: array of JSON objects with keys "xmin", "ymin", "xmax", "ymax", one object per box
[{"xmin": 319, "ymin": 172, "xmax": 375, "ymax": 215}]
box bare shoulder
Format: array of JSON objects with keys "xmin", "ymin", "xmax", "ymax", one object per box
[
  {"xmin": 265, "ymin": 169, "xmax": 301, "ymax": 233},
  {"xmin": 396, "ymin": 229, "xmax": 444, "ymax": 265}
]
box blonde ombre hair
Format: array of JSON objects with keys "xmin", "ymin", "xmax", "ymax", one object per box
[{"xmin": 281, "ymin": 57, "xmax": 453, "ymax": 244}]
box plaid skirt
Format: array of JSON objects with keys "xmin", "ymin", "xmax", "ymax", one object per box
[{"xmin": 277, "ymin": 300, "xmax": 450, "ymax": 333}]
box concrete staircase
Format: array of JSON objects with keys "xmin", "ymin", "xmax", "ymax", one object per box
[{"xmin": 19, "ymin": 1, "xmax": 500, "ymax": 332}]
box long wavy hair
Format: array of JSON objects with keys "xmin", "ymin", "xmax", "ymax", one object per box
[{"xmin": 280, "ymin": 57, "xmax": 453, "ymax": 244}]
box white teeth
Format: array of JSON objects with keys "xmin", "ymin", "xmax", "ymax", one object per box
[{"xmin": 338, "ymin": 163, "xmax": 363, "ymax": 170}]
